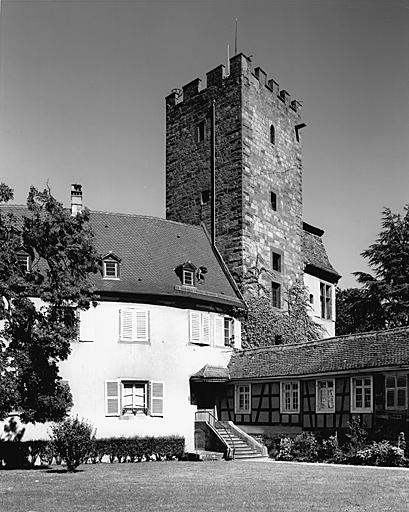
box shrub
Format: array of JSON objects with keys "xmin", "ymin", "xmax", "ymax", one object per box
[
  {"xmin": 356, "ymin": 441, "xmax": 405, "ymax": 467},
  {"xmin": 291, "ymin": 432, "xmax": 319, "ymax": 462},
  {"xmin": 276, "ymin": 437, "xmax": 294, "ymax": 461},
  {"xmin": 345, "ymin": 417, "xmax": 368, "ymax": 456},
  {"xmin": 50, "ymin": 417, "xmax": 95, "ymax": 471},
  {"xmin": 319, "ymin": 434, "xmax": 345, "ymax": 463}
]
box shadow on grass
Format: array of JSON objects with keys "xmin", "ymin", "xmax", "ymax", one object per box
[
  {"xmin": 46, "ymin": 468, "xmax": 84, "ymax": 474},
  {"xmin": 0, "ymin": 465, "xmax": 50, "ymax": 471}
]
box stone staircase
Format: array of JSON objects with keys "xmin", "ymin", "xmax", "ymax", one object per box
[{"xmin": 214, "ymin": 422, "xmax": 267, "ymax": 459}]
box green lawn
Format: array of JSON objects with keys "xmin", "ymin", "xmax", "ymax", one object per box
[{"xmin": 1, "ymin": 460, "xmax": 409, "ymax": 512}]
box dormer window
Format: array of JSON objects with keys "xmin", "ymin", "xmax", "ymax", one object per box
[
  {"xmin": 175, "ymin": 261, "xmax": 197, "ymax": 287},
  {"xmin": 183, "ymin": 269, "xmax": 194, "ymax": 286},
  {"xmin": 16, "ymin": 251, "xmax": 31, "ymax": 274},
  {"xmin": 102, "ymin": 252, "xmax": 121, "ymax": 279}
]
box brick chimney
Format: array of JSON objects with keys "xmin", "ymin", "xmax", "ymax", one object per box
[{"xmin": 71, "ymin": 184, "xmax": 83, "ymax": 216}]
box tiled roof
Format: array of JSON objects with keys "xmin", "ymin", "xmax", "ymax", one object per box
[
  {"xmin": 190, "ymin": 365, "xmax": 230, "ymax": 382},
  {"xmin": 229, "ymin": 327, "xmax": 409, "ymax": 380},
  {"xmin": 302, "ymin": 222, "xmax": 340, "ymax": 281},
  {"xmin": 1, "ymin": 206, "xmax": 244, "ymax": 309}
]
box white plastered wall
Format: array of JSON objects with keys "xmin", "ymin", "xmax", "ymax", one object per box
[{"xmin": 303, "ymin": 273, "xmax": 336, "ymax": 338}]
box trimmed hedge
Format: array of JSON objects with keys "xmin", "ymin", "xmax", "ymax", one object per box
[{"xmin": 0, "ymin": 436, "xmax": 185, "ymax": 468}]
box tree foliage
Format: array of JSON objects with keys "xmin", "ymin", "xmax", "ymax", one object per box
[
  {"xmin": 0, "ymin": 184, "xmax": 100, "ymax": 423},
  {"xmin": 242, "ymin": 280, "xmax": 323, "ymax": 348},
  {"xmin": 336, "ymin": 205, "xmax": 409, "ymax": 335},
  {"xmin": 335, "ymin": 287, "xmax": 385, "ymax": 336},
  {"xmin": 354, "ymin": 205, "xmax": 409, "ymax": 328}
]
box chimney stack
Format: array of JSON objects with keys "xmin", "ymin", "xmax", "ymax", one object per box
[{"xmin": 71, "ymin": 184, "xmax": 83, "ymax": 216}]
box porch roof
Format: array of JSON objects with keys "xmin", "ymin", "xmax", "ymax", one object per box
[
  {"xmin": 229, "ymin": 327, "xmax": 409, "ymax": 380},
  {"xmin": 190, "ymin": 365, "xmax": 230, "ymax": 382}
]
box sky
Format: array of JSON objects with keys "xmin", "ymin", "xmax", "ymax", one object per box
[{"xmin": 0, "ymin": 0, "xmax": 408, "ymax": 289}]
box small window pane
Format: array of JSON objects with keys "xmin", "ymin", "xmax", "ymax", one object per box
[
  {"xmin": 386, "ymin": 376, "xmax": 395, "ymax": 388},
  {"xmin": 398, "ymin": 389, "xmax": 406, "ymax": 407},
  {"xmin": 397, "ymin": 376, "xmax": 406, "ymax": 388},
  {"xmin": 387, "ymin": 389, "xmax": 395, "ymax": 408}
]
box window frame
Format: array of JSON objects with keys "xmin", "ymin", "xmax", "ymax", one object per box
[
  {"xmin": 271, "ymin": 250, "xmax": 283, "ymax": 273},
  {"xmin": 182, "ymin": 269, "xmax": 195, "ymax": 286},
  {"xmin": 121, "ymin": 380, "xmax": 148, "ymax": 416},
  {"xmin": 103, "ymin": 260, "xmax": 119, "ymax": 279},
  {"xmin": 280, "ymin": 381, "xmax": 300, "ymax": 414},
  {"xmin": 119, "ymin": 308, "xmax": 150, "ymax": 343},
  {"xmin": 196, "ymin": 120, "xmax": 206, "ymax": 142},
  {"xmin": 385, "ymin": 373, "xmax": 407, "ymax": 411},
  {"xmin": 235, "ymin": 384, "xmax": 251, "ymax": 414},
  {"xmin": 105, "ymin": 379, "xmax": 164, "ymax": 418},
  {"xmin": 16, "ymin": 251, "xmax": 31, "ymax": 274},
  {"xmin": 224, "ymin": 317, "xmax": 235, "ymax": 347},
  {"xmin": 200, "ymin": 189, "xmax": 210, "ymax": 205},
  {"xmin": 316, "ymin": 379, "xmax": 335, "ymax": 413},
  {"xmin": 351, "ymin": 376, "xmax": 373, "ymax": 413},
  {"xmin": 320, "ymin": 282, "xmax": 333, "ymax": 320},
  {"xmin": 271, "ymin": 281, "xmax": 281, "ymax": 309},
  {"xmin": 189, "ymin": 310, "xmax": 211, "ymax": 345}
]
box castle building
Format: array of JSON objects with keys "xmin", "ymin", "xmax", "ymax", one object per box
[{"xmin": 165, "ymin": 53, "xmax": 340, "ymax": 337}]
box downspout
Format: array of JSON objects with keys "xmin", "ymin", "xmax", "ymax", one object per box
[{"xmin": 210, "ymin": 99, "xmax": 216, "ymax": 247}]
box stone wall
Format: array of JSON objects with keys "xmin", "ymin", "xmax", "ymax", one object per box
[{"xmin": 166, "ymin": 53, "xmax": 304, "ymax": 300}]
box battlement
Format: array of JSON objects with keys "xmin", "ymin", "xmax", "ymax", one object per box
[{"xmin": 165, "ymin": 53, "xmax": 302, "ymax": 113}]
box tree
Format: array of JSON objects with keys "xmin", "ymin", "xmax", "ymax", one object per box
[
  {"xmin": 0, "ymin": 184, "xmax": 100, "ymax": 423},
  {"xmin": 335, "ymin": 287, "xmax": 385, "ymax": 336},
  {"xmin": 353, "ymin": 205, "xmax": 409, "ymax": 330},
  {"xmin": 242, "ymin": 280, "xmax": 323, "ymax": 348}
]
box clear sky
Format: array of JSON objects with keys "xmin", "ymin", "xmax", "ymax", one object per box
[{"xmin": 0, "ymin": 0, "xmax": 408, "ymax": 289}]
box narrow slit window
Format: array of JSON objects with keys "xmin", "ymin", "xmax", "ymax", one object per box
[
  {"xmin": 201, "ymin": 190, "xmax": 210, "ymax": 205},
  {"xmin": 272, "ymin": 282, "xmax": 281, "ymax": 309},
  {"xmin": 270, "ymin": 191, "xmax": 277, "ymax": 211},
  {"xmin": 197, "ymin": 121, "xmax": 206, "ymax": 142},
  {"xmin": 270, "ymin": 124, "xmax": 275, "ymax": 145},
  {"xmin": 272, "ymin": 252, "xmax": 282, "ymax": 272}
]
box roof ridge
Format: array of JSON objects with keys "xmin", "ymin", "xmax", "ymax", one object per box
[
  {"xmin": 238, "ymin": 326, "xmax": 409, "ymax": 354},
  {"xmin": 91, "ymin": 210, "xmax": 203, "ymax": 229}
]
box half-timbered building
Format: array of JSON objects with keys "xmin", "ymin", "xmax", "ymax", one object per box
[{"xmin": 192, "ymin": 327, "xmax": 409, "ymax": 449}]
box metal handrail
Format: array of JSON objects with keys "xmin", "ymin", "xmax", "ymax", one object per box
[{"xmin": 195, "ymin": 410, "xmax": 235, "ymax": 460}]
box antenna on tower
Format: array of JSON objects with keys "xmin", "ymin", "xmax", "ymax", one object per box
[
  {"xmin": 227, "ymin": 44, "xmax": 230, "ymax": 75},
  {"xmin": 234, "ymin": 18, "xmax": 238, "ymax": 55}
]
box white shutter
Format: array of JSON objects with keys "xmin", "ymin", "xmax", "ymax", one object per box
[
  {"xmin": 79, "ymin": 306, "xmax": 97, "ymax": 342},
  {"xmin": 105, "ymin": 380, "xmax": 120, "ymax": 416},
  {"xmin": 120, "ymin": 308, "xmax": 134, "ymax": 341},
  {"xmin": 189, "ymin": 311, "xmax": 201, "ymax": 343},
  {"xmin": 135, "ymin": 311, "xmax": 149, "ymax": 341},
  {"xmin": 214, "ymin": 315, "xmax": 224, "ymax": 346},
  {"xmin": 202, "ymin": 313, "xmax": 211, "ymax": 345},
  {"xmin": 150, "ymin": 381, "xmax": 164, "ymax": 416}
]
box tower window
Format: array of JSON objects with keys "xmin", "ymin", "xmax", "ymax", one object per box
[
  {"xmin": 271, "ymin": 282, "xmax": 281, "ymax": 309},
  {"xmin": 309, "ymin": 294, "xmax": 314, "ymax": 304},
  {"xmin": 196, "ymin": 121, "xmax": 206, "ymax": 142},
  {"xmin": 320, "ymin": 282, "xmax": 332, "ymax": 320},
  {"xmin": 272, "ymin": 252, "xmax": 282, "ymax": 273},
  {"xmin": 270, "ymin": 124, "xmax": 275, "ymax": 145},
  {"xmin": 201, "ymin": 190, "xmax": 210, "ymax": 205},
  {"xmin": 270, "ymin": 191, "xmax": 277, "ymax": 211}
]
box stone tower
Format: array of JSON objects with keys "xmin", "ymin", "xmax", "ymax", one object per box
[{"xmin": 165, "ymin": 53, "xmax": 304, "ymax": 307}]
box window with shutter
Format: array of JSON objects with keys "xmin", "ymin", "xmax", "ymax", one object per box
[
  {"xmin": 214, "ymin": 315, "xmax": 224, "ymax": 347},
  {"xmin": 150, "ymin": 381, "xmax": 164, "ymax": 417},
  {"xmin": 202, "ymin": 313, "xmax": 211, "ymax": 345},
  {"xmin": 105, "ymin": 380, "xmax": 120, "ymax": 416},
  {"xmin": 189, "ymin": 311, "xmax": 201, "ymax": 344},
  {"xmin": 119, "ymin": 308, "xmax": 149, "ymax": 343}
]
